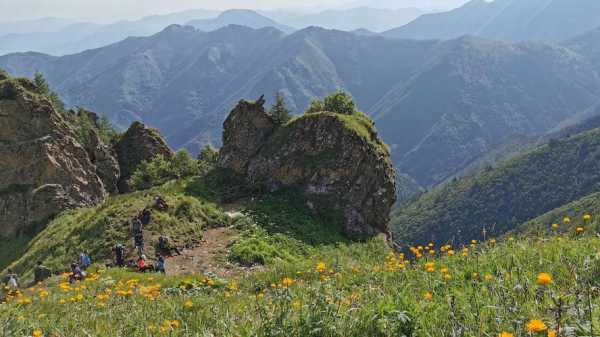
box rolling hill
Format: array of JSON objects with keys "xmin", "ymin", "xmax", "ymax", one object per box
[
  {"xmin": 383, "ymin": 0, "xmax": 600, "ymax": 42},
  {"xmin": 2, "ymin": 25, "xmax": 600, "ymax": 189}
]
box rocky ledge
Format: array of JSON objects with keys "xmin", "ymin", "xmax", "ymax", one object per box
[{"xmin": 219, "ymin": 97, "xmax": 397, "ymax": 237}]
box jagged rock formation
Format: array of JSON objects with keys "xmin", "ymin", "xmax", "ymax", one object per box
[
  {"xmin": 114, "ymin": 121, "xmax": 173, "ymax": 192},
  {"xmin": 0, "ymin": 76, "xmax": 107, "ymax": 237},
  {"xmin": 219, "ymin": 98, "xmax": 396, "ymax": 236}
]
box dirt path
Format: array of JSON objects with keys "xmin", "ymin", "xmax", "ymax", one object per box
[{"xmin": 164, "ymin": 227, "xmax": 252, "ymax": 278}]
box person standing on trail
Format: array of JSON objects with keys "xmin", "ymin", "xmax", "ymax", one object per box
[
  {"xmin": 132, "ymin": 218, "xmax": 143, "ymax": 236},
  {"xmin": 140, "ymin": 208, "xmax": 152, "ymax": 226},
  {"xmin": 79, "ymin": 251, "xmax": 91, "ymax": 270},
  {"xmin": 155, "ymin": 255, "xmax": 166, "ymax": 274},
  {"xmin": 134, "ymin": 231, "xmax": 145, "ymax": 255},
  {"xmin": 34, "ymin": 261, "xmax": 52, "ymax": 283},
  {"xmin": 113, "ymin": 244, "xmax": 126, "ymax": 267},
  {"xmin": 3, "ymin": 269, "xmax": 19, "ymax": 293}
]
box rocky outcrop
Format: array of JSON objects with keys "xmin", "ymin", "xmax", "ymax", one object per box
[
  {"xmin": 219, "ymin": 98, "xmax": 397, "ymax": 237},
  {"xmin": 114, "ymin": 121, "xmax": 173, "ymax": 192},
  {"xmin": 73, "ymin": 109, "xmax": 120, "ymax": 193},
  {"xmin": 0, "ymin": 77, "xmax": 107, "ymax": 237}
]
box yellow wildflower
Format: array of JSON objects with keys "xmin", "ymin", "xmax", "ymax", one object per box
[
  {"xmin": 548, "ymin": 330, "xmax": 557, "ymax": 337},
  {"xmin": 423, "ymin": 292, "xmax": 433, "ymax": 300},
  {"xmin": 526, "ymin": 319, "xmax": 547, "ymax": 333},
  {"xmin": 316, "ymin": 262, "xmax": 327, "ymax": 273},
  {"xmin": 537, "ymin": 272, "xmax": 553, "ymax": 285},
  {"xmin": 498, "ymin": 333, "xmax": 514, "ymax": 337},
  {"xmin": 184, "ymin": 300, "xmax": 193, "ymax": 309},
  {"xmin": 281, "ymin": 277, "xmax": 294, "ymax": 288},
  {"xmin": 32, "ymin": 329, "xmax": 43, "ymax": 337}
]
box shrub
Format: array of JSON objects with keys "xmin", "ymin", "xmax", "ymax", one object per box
[
  {"xmin": 129, "ymin": 151, "xmax": 200, "ymax": 190},
  {"xmin": 306, "ymin": 90, "xmax": 357, "ymax": 115}
]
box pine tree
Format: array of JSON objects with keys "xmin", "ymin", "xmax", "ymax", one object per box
[{"xmin": 270, "ymin": 92, "xmax": 292, "ymax": 124}]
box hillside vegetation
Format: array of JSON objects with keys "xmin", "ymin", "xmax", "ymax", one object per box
[
  {"xmin": 3, "ymin": 222, "xmax": 600, "ymax": 336},
  {"xmin": 392, "ymin": 127, "xmax": 600, "ymax": 246}
]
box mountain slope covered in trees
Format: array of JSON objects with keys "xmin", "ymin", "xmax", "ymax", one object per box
[{"xmin": 391, "ymin": 127, "xmax": 600, "ymax": 246}]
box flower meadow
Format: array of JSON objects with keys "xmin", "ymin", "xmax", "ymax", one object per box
[{"xmin": 3, "ymin": 215, "xmax": 600, "ymax": 337}]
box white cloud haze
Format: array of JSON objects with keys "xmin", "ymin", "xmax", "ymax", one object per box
[{"xmin": 0, "ymin": 0, "xmax": 469, "ymax": 22}]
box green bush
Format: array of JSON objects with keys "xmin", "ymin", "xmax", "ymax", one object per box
[
  {"xmin": 129, "ymin": 151, "xmax": 200, "ymax": 190},
  {"xmin": 306, "ymin": 90, "xmax": 357, "ymax": 115}
]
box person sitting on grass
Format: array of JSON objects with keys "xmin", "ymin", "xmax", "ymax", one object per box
[
  {"xmin": 137, "ymin": 255, "xmax": 154, "ymax": 273},
  {"xmin": 154, "ymin": 196, "xmax": 169, "ymax": 211},
  {"xmin": 155, "ymin": 255, "xmax": 166, "ymax": 274},
  {"xmin": 158, "ymin": 236, "xmax": 181, "ymax": 256},
  {"xmin": 69, "ymin": 263, "xmax": 86, "ymax": 283}
]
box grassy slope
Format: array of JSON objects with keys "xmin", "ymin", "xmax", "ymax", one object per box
[
  {"xmin": 2, "ymin": 171, "xmax": 354, "ymax": 280},
  {"xmin": 3, "ymin": 229, "xmax": 600, "ymax": 336},
  {"xmin": 518, "ymin": 191, "xmax": 600, "ymax": 236},
  {"xmin": 2, "ymin": 179, "xmax": 228, "ymax": 278},
  {"xmin": 392, "ymin": 127, "xmax": 600, "ymax": 247}
]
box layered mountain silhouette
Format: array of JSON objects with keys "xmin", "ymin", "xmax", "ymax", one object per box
[
  {"xmin": 267, "ymin": 7, "xmax": 424, "ymax": 32},
  {"xmin": 383, "ymin": 0, "xmax": 600, "ymax": 42},
  {"xmin": 187, "ymin": 10, "xmax": 293, "ymax": 33},
  {"xmin": 0, "ymin": 9, "xmax": 218, "ymax": 56},
  {"xmin": 2, "ymin": 25, "xmax": 600, "ymax": 189}
]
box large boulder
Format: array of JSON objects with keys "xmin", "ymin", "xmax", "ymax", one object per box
[
  {"xmin": 0, "ymin": 77, "xmax": 107, "ymax": 237},
  {"xmin": 114, "ymin": 121, "xmax": 173, "ymax": 192},
  {"xmin": 219, "ymin": 98, "xmax": 397, "ymax": 236}
]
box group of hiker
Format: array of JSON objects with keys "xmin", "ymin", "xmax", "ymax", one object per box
[
  {"xmin": 125, "ymin": 196, "xmax": 173, "ymax": 274},
  {"xmin": 2, "ymin": 196, "xmax": 179, "ymax": 295},
  {"xmin": 1, "ymin": 251, "xmax": 91, "ymax": 298}
]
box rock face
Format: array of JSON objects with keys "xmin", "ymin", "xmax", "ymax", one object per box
[
  {"xmin": 219, "ymin": 98, "xmax": 397, "ymax": 236},
  {"xmin": 0, "ymin": 77, "xmax": 107, "ymax": 237},
  {"xmin": 114, "ymin": 121, "xmax": 173, "ymax": 192}
]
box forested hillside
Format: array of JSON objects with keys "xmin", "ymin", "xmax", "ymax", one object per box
[{"xmin": 392, "ymin": 127, "xmax": 600, "ymax": 246}]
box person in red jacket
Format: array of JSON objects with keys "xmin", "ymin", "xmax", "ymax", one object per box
[{"xmin": 137, "ymin": 255, "xmax": 154, "ymax": 273}]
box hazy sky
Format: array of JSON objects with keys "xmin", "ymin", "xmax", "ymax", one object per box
[{"xmin": 0, "ymin": 0, "xmax": 469, "ymax": 22}]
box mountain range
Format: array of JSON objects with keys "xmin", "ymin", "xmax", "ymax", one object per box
[
  {"xmin": 265, "ymin": 7, "xmax": 424, "ymax": 32},
  {"xmin": 2, "ymin": 25, "xmax": 600, "ymax": 190},
  {"xmin": 383, "ymin": 0, "xmax": 600, "ymax": 42},
  {"xmin": 0, "ymin": 9, "xmax": 218, "ymax": 56}
]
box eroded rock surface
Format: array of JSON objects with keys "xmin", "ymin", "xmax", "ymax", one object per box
[
  {"xmin": 0, "ymin": 78, "xmax": 107, "ymax": 236},
  {"xmin": 219, "ymin": 98, "xmax": 396, "ymax": 236},
  {"xmin": 114, "ymin": 121, "xmax": 173, "ymax": 192}
]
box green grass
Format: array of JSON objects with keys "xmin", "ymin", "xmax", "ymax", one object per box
[
  {"xmin": 289, "ymin": 111, "xmax": 390, "ymax": 157},
  {"xmin": 3, "ymin": 231, "xmax": 600, "ymax": 336},
  {"xmin": 518, "ymin": 191, "xmax": 600, "ymax": 236},
  {"xmin": 228, "ymin": 191, "xmax": 349, "ymax": 265},
  {"xmin": 2, "ymin": 179, "xmax": 227, "ymax": 279}
]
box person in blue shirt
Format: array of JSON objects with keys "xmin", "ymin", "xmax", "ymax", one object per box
[
  {"xmin": 79, "ymin": 252, "xmax": 91, "ymax": 270},
  {"xmin": 155, "ymin": 255, "xmax": 166, "ymax": 274}
]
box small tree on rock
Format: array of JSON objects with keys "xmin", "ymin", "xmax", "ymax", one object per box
[
  {"xmin": 269, "ymin": 92, "xmax": 292, "ymax": 124},
  {"xmin": 305, "ymin": 90, "xmax": 357, "ymax": 115}
]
